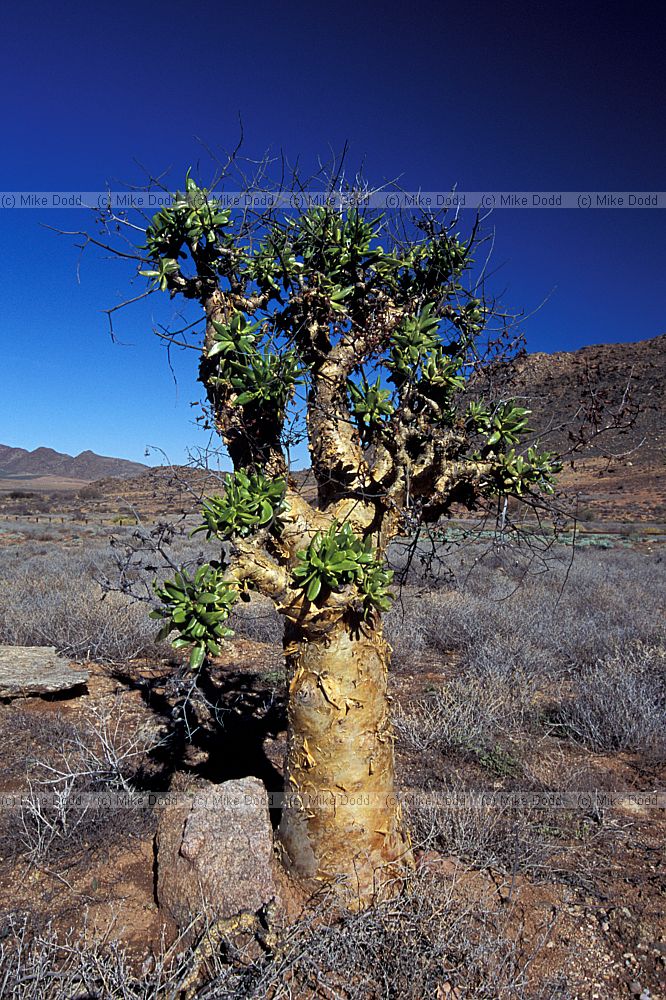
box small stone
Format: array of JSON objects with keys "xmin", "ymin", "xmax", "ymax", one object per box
[
  {"xmin": 417, "ymin": 851, "xmax": 460, "ymax": 876},
  {"xmin": 602, "ymin": 921, "xmax": 610, "ymax": 932},
  {"xmin": 629, "ymin": 983, "xmax": 642, "ymax": 995},
  {"xmin": 141, "ymin": 955, "xmax": 155, "ymax": 976}
]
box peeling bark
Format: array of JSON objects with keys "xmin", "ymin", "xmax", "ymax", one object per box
[{"xmin": 277, "ymin": 615, "xmax": 413, "ymax": 908}]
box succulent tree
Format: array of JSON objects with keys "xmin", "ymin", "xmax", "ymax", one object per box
[{"xmin": 104, "ymin": 171, "xmax": 561, "ymax": 905}]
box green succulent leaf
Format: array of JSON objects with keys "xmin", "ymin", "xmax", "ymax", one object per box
[
  {"xmin": 205, "ymin": 311, "xmax": 303, "ymax": 416},
  {"xmin": 192, "ymin": 472, "xmax": 287, "ymax": 541},
  {"xmin": 484, "ymin": 446, "xmax": 562, "ymax": 497},
  {"xmin": 292, "ymin": 521, "xmax": 393, "ymax": 616},
  {"xmin": 348, "ymin": 375, "xmax": 394, "ymax": 440},
  {"xmin": 189, "ymin": 645, "xmax": 206, "ymax": 670},
  {"xmin": 467, "ymin": 401, "xmax": 534, "ymax": 455},
  {"xmin": 142, "ymin": 171, "xmax": 232, "ymax": 272},
  {"xmin": 151, "ymin": 564, "xmax": 239, "ymax": 668}
]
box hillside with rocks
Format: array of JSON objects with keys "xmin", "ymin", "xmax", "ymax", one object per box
[
  {"xmin": 1, "ymin": 337, "xmax": 662, "ymax": 522},
  {"xmin": 493, "ymin": 334, "xmax": 665, "ymax": 463}
]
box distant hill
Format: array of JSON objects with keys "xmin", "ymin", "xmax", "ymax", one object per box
[
  {"xmin": 1, "ymin": 337, "xmax": 663, "ymax": 521},
  {"xmin": 492, "ymin": 334, "xmax": 665, "ymax": 462},
  {"xmin": 491, "ymin": 334, "xmax": 665, "ymax": 521},
  {"xmin": 0, "ymin": 444, "xmax": 148, "ymax": 484}
]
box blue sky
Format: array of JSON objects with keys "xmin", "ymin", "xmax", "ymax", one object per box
[{"xmin": 1, "ymin": 0, "xmax": 664, "ymax": 465}]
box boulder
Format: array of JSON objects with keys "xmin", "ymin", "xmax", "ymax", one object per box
[
  {"xmin": 0, "ymin": 645, "xmax": 89, "ymax": 699},
  {"xmin": 156, "ymin": 775, "xmax": 278, "ymax": 931}
]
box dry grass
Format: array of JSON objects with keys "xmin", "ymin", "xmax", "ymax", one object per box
[
  {"xmin": 386, "ymin": 542, "xmax": 666, "ymax": 758},
  {"xmin": 0, "ymin": 523, "xmax": 286, "ymax": 661},
  {"xmin": 0, "ymin": 868, "xmax": 562, "ymax": 999},
  {"xmin": 0, "ymin": 524, "xmax": 200, "ymax": 661}
]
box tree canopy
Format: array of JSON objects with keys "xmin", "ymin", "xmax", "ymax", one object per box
[
  {"xmin": 81, "ymin": 162, "xmax": 564, "ymax": 902},
  {"xmin": 129, "ymin": 171, "xmax": 560, "ymax": 667}
]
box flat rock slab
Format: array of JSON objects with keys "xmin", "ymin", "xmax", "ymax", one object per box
[{"xmin": 0, "ymin": 645, "xmax": 89, "ymax": 698}]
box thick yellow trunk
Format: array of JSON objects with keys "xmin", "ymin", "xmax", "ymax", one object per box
[{"xmin": 277, "ymin": 616, "xmax": 413, "ymax": 908}]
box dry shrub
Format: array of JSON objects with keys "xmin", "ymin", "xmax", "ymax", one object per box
[
  {"xmin": 406, "ymin": 782, "xmax": 552, "ymax": 875},
  {"xmin": 393, "ymin": 676, "xmax": 518, "ymax": 753},
  {"xmin": 0, "ymin": 914, "xmax": 190, "ymax": 999},
  {"xmin": 0, "ymin": 869, "xmax": 561, "ymax": 999},
  {"xmin": 386, "ymin": 544, "xmax": 665, "ymax": 677},
  {"xmin": 1, "ymin": 699, "xmax": 164, "ymax": 865},
  {"xmin": 386, "ymin": 545, "xmax": 665, "ymax": 761},
  {"xmin": 228, "ymin": 593, "xmax": 283, "ymax": 645},
  {"xmin": 551, "ymin": 642, "xmax": 666, "ymax": 755}
]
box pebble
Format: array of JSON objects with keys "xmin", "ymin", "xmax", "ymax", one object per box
[{"xmin": 629, "ymin": 983, "xmax": 642, "ymax": 996}]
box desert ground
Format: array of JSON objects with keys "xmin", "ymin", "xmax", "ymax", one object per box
[{"xmin": 0, "ymin": 480, "xmax": 663, "ymax": 999}]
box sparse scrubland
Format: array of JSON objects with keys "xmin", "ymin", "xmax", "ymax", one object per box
[{"xmin": 0, "ymin": 519, "xmax": 664, "ymax": 996}]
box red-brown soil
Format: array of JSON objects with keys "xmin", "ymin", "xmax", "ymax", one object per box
[{"xmin": 0, "ymin": 642, "xmax": 663, "ymax": 997}]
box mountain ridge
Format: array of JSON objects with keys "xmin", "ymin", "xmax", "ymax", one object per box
[
  {"xmin": 1, "ymin": 334, "xmax": 663, "ymax": 519},
  {"xmin": 0, "ymin": 444, "xmax": 148, "ymax": 481}
]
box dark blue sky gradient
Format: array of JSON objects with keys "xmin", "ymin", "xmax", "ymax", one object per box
[{"xmin": 1, "ymin": 0, "xmax": 664, "ymax": 463}]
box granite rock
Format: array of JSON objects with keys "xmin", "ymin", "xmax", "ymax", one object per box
[{"xmin": 156, "ymin": 775, "xmax": 278, "ymax": 930}]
